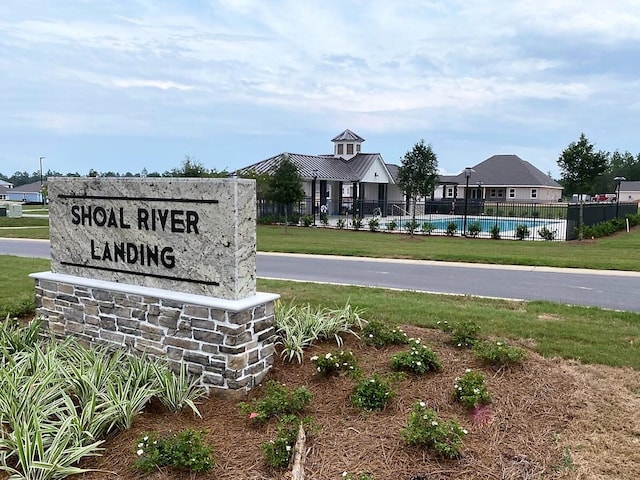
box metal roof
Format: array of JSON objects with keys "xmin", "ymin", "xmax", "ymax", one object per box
[{"xmin": 331, "ymin": 129, "xmax": 365, "ymax": 143}]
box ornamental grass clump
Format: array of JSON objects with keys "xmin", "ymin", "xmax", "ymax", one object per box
[
  {"xmin": 311, "ymin": 350, "xmax": 358, "ymax": 377},
  {"xmin": 239, "ymin": 380, "xmax": 312, "ymax": 423},
  {"xmin": 274, "ymin": 300, "xmax": 366, "ymax": 363},
  {"xmin": 474, "ymin": 339, "xmax": 526, "ymax": 367},
  {"xmin": 453, "ymin": 369, "xmax": 491, "ymax": 408},
  {"xmin": 351, "ymin": 374, "xmax": 396, "ymax": 411},
  {"xmin": 390, "ymin": 338, "xmax": 442, "ymax": 374},
  {"xmin": 450, "ymin": 320, "xmax": 480, "ymax": 348},
  {"xmin": 361, "ymin": 319, "xmax": 409, "ymax": 348},
  {"xmin": 134, "ymin": 429, "xmax": 214, "ymax": 473},
  {"xmin": 401, "ymin": 401, "xmax": 467, "ymax": 459}
]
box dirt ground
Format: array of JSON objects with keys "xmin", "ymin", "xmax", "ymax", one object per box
[{"xmin": 69, "ymin": 325, "xmax": 640, "ymax": 480}]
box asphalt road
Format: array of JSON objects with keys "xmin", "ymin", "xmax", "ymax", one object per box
[{"xmin": 2, "ymin": 238, "xmax": 639, "ymax": 312}]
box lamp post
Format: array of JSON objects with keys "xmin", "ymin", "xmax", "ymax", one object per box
[
  {"xmin": 462, "ymin": 167, "xmax": 474, "ymax": 236},
  {"xmin": 312, "ymin": 169, "xmax": 318, "ymax": 226},
  {"xmin": 39, "ymin": 156, "xmax": 45, "ymax": 205},
  {"xmin": 614, "ymin": 176, "xmax": 626, "ymax": 218}
]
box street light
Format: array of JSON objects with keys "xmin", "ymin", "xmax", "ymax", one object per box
[
  {"xmin": 614, "ymin": 176, "xmax": 626, "ymax": 217},
  {"xmin": 39, "ymin": 156, "xmax": 45, "ymax": 205},
  {"xmin": 312, "ymin": 169, "xmax": 318, "ymax": 226},
  {"xmin": 462, "ymin": 167, "xmax": 474, "ymax": 236}
]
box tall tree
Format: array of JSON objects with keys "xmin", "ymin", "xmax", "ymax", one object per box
[
  {"xmin": 396, "ymin": 140, "xmax": 439, "ymax": 236},
  {"xmin": 557, "ymin": 133, "xmax": 608, "ymax": 196},
  {"xmin": 557, "ymin": 133, "xmax": 608, "ymax": 239},
  {"xmin": 269, "ymin": 154, "xmax": 304, "ymax": 233}
]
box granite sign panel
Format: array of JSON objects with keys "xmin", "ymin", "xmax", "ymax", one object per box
[{"xmin": 48, "ymin": 177, "xmax": 256, "ymax": 300}]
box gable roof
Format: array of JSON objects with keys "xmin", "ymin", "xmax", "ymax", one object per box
[
  {"xmin": 449, "ymin": 155, "xmax": 561, "ymax": 188},
  {"xmin": 619, "ymin": 180, "xmax": 640, "ymax": 192},
  {"xmin": 237, "ymin": 149, "xmax": 399, "ymax": 184}
]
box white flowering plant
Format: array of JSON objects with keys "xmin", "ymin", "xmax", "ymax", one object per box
[
  {"xmin": 133, "ymin": 429, "xmax": 214, "ymax": 473},
  {"xmin": 361, "ymin": 319, "xmax": 409, "ymax": 348},
  {"xmin": 453, "ymin": 369, "xmax": 491, "ymax": 408},
  {"xmin": 474, "ymin": 339, "xmax": 526, "ymax": 366},
  {"xmin": 450, "ymin": 320, "xmax": 480, "ymax": 348},
  {"xmin": 351, "ymin": 374, "xmax": 396, "ymax": 411},
  {"xmin": 401, "ymin": 401, "xmax": 467, "ymax": 458},
  {"xmin": 311, "ymin": 350, "xmax": 359, "ymax": 377},
  {"xmin": 390, "ymin": 338, "xmax": 442, "ymax": 374},
  {"xmin": 238, "ymin": 380, "xmax": 312, "ymax": 423},
  {"xmin": 261, "ymin": 415, "xmax": 316, "ymax": 468}
]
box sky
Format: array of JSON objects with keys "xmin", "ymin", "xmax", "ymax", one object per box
[{"xmin": 2, "ymin": 1, "xmax": 640, "ymax": 179}]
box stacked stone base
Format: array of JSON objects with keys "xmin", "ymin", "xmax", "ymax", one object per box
[{"xmin": 30, "ymin": 272, "xmax": 279, "ymax": 396}]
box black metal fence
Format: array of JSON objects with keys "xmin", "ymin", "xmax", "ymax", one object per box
[{"xmin": 257, "ymin": 197, "xmax": 638, "ymax": 241}]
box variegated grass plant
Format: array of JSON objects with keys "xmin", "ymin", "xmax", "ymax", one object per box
[
  {"xmin": 0, "ymin": 319, "xmax": 205, "ymax": 479},
  {"xmin": 274, "ymin": 299, "xmax": 366, "ymax": 363}
]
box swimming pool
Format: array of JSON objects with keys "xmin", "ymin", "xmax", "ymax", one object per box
[{"xmin": 386, "ymin": 216, "xmax": 553, "ymax": 232}]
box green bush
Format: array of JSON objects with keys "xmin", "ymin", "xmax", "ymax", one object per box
[
  {"xmin": 261, "ymin": 415, "xmax": 316, "ymax": 468},
  {"xmin": 390, "ymin": 338, "xmax": 442, "ymax": 374},
  {"xmin": 352, "ymin": 218, "xmax": 363, "ymax": 231},
  {"xmin": 368, "ymin": 218, "xmax": 380, "ymax": 232},
  {"xmin": 446, "ymin": 222, "xmax": 457, "ymax": 236},
  {"xmin": 386, "ymin": 220, "xmax": 397, "ymax": 231},
  {"xmin": 538, "ymin": 227, "xmax": 556, "ymax": 241},
  {"xmin": 450, "ymin": 320, "xmax": 480, "ymax": 348},
  {"xmin": 515, "ymin": 224, "xmax": 530, "ymax": 240},
  {"xmin": 310, "ymin": 350, "xmax": 358, "ymax": 377},
  {"xmin": 490, "ymin": 224, "xmax": 501, "ymax": 240},
  {"xmin": 474, "ymin": 339, "xmax": 526, "ymax": 367},
  {"xmin": 361, "ymin": 320, "xmax": 409, "ymax": 348},
  {"xmin": 134, "ymin": 429, "xmax": 214, "ymax": 473},
  {"xmin": 405, "ymin": 220, "xmax": 420, "ymax": 235},
  {"xmin": 453, "ymin": 369, "xmax": 491, "ymax": 408},
  {"xmin": 467, "ymin": 221, "xmax": 482, "ymax": 238},
  {"xmin": 421, "ymin": 222, "xmax": 435, "ymax": 235},
  {"xmin": 301, "ymin": 215, "xmax": 313, "ymax": 227},
  {"xmin": 351, "ymin": 374, "xmax": 395, "ymax": 411},
  {"xmin": 401, "ymin": 401, "xmax": 467, "ymax": 458},
  {"xmin": 337, "ymin": 218, "xmax": 346, "ymax": 229},
  {"xmin": 238, "ymin": 381, "xmax": 312, "ymax": 423}
]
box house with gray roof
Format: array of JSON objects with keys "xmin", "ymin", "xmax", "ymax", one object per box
[
  {"xmin": 437, "ymin": 155, "xmax": 563, "ymax": 204},
  {"xmin": 618, "ymin": 180, "xmax": 640, "ymax": 203},
  {"xmin": 238, "ymin": 129, "xmax": 404, "ymax": 215}
]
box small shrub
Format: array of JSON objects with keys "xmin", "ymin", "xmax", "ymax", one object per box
[
  {"xmin": 310, "ymin": 350, "xmax": 358, "ymax": 377},
  {"xmin": 467, "ymin": 221, "xmax": 482, "ymax": 238},
  {"xmin": 368, "ymin": 218, "xmax": 380, "ymax": 232},
  {"xmin": 320, "ymin": 215, "xmax": 329, "ymax": 226},
  {"xmin": 538, "ymin": 227, "xmax": 556, "ymax": 241},
  {"xmin": 301, "ymin": 215, "xmax": 313, "ymax": 227},
  {"xmin": 405, "ymin": 220, "xmax": 420, "ymax": 235},
  {"xmin": 390, "ymin": 338, "xmax": 442, "ymax": 374},
  {"xmin": 261, "ymin": 415, "xmax": 316, "ymax": 468},
  {"xmin": 351, "ymin": 374, "xmax": 396, "ymax": 411},
  {"xmin": 361, "ymin": 320, "xmax": 409, "ymax": 347},
  {"xmin": 489, "ymin": 224, "xmax": 501, "ymax": 240},
  {"xmin": 134, "ymin": 429, "xmax": 214, "ymax": 473},
  {"xmin": 337, "ymin": 218, "xmax": 346, "ymax": 229},
  {"xmin": 453, "ymin": 369, "xmax": 491, "ymax": 408},
  {"xmin": 450, "ymin": 320, "xmax": 480, "ymax": 348},
  {"xmin": 435, "ymin": 319, "xmax": 452, "ymax": 333},
  {"xmin": 386, "ymin": 220, "xmax": 397, "ymax": 231},
  {"xmin": 401, "ymin": 401, "xmax": 467, "ymax": 458},
  {"xmin": 352, "ymin": 218, "xmax": 363, "ymax": 231},
  {"xmin": 238, "ymin": 381, "xmax": 312, "ymax": 422},
  {"xmin": 515, "ymin": 224, "xmax": 530, "ymax": 240},
  {"xmin": 421, "ymin": 222, "xmax": 435, "ymax": 235},
  {"xmin": 474, "ymin": 340, "xmax": 526, "ymax": 367},
  {"xmin": 446, "ymin": 222, "xmax": 457, "ymax": 236}
]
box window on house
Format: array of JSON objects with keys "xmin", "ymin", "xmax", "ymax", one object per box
[
  {"xmin": 531, "ymin": 188, "xmax": 538, "ymax": 199},
  {"xmin": 337, "ymin": 144, "xmax": 343, "ymax": 155},
  {"xmin": 490, "ymin": 188, "xmax": 497, "ymax": 198},
  {"xmin": 447, "ymin": 187, "xmax": 454, "ymax": 198},
  {"xmin": 509, "ymin": 188, "xmax": 515, "ymax": 198},
  {"xmin": 356, "ymin": 144, "xmax": 361, "ymax": 152},
  {"xmin": 497, "ymin": 189, "xmax": 504, "ymax": 198},
  {"xmin": 347, "ymin": 144, "xmax": 354, "ymax": 155}
]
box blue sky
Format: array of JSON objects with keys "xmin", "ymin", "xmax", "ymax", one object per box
[{"xmin": 2, "ymin": 1, "xmax": 640, "ymax": 179}]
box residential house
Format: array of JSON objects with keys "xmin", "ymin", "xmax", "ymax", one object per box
[
  {"xmin": 4, "ymin": 180, "xmax": 45, "ymax": 204},
  {"xmin": 437, "ymin": 155, "xmax": 563, "ymax": 204},
  {"xmin": 618, "ymin": 180, "xmax": 640, "ymax": 203}
]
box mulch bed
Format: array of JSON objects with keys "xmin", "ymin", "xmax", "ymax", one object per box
[{"xmin": 76, "ymin": 326, "xmax": 584, "ymax": 479}]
